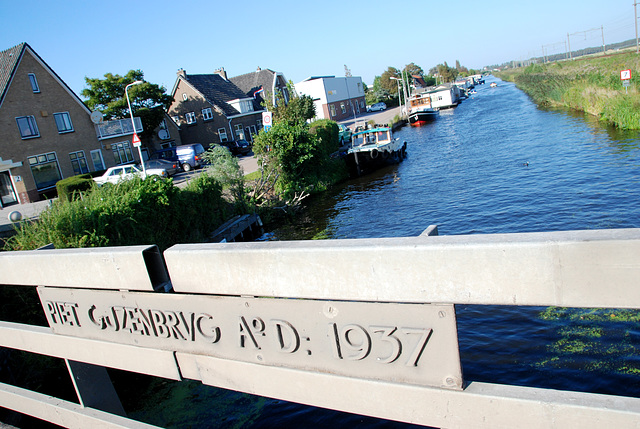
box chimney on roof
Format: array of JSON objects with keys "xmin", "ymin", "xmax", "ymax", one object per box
[
  {"xmin": 256, "ymin": 67, "xmax": 261, "ymax": 72},
  {"xmin": 214, "ymin": 67, "xmax": 227, "ymax": 80},
  {"xmin": 177, "ymin": 68, "xmax": 186, "ymax": 78}
]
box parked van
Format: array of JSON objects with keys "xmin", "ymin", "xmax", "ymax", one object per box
[{"xmin": 176, "ymin": 144, "xmax": 205, "ymax": 171}]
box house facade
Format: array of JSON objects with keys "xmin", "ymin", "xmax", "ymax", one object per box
[
  {"xmin": 294, "ymin": 76, "xmax": 366, "ymax": 121},
  {"xmin": 0, "ymin": 43, "xmax": 106, "ymax": 206},
  {"xmin": 230, "ymin": 67, "xmax": 290, "ymax": 111},
  {"xmin": 167, "ymin": 68, "xmax": 268, "ymax": 148}
]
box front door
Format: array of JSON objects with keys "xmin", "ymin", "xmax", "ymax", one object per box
[{"xmin": 0, "ymin": 172, "xmax": 18, "ymax": 207}]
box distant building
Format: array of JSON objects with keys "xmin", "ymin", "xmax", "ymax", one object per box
[
  {"xmin": 0, "ymin": 43, "xmax": 105, "ymax": 205},
  {"xmin": 168, "ymin": 67, "xmax": 281, "ymax": 148},
  {"xmin": 294, "ymin": 76, "xmax": 366, "ymax": 121}
]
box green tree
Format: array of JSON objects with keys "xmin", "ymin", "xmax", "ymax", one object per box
[
  {"xmin": 81, "ymin": 70, "xmax": 173, "ymax": 139},
  {"xmin": 264, "ymin": 81, "xmax": 315, "ymax": 124},
  {"xmin": 380, "ymin": 67, "xmax": 401, "ymax": 97},
  {"xmin": 371, "ymin": 75, "xmax": 392, "ymax": 103},
  {"xmin": 437, "ymin": 62, "xmax": 459, "ymax": 83}
]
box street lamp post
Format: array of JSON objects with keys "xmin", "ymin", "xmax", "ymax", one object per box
[
  {"xmin": 125, "ymin": 80, "xmax": 145, "ymax": 175},
  {"xmin": 390, "ymin": 76, "xmax": 403, "ymax": 117}
]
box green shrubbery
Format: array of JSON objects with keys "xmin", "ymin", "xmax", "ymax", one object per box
[
  {"xmin": 55, "ymin": 174, "xmax": 95, "ymax": 201},
  {"xmin": 252, "ymin": 119, "xmax": 348, "ymax": 201},
  {"xmin": 3, "ymin": 175, "xmax": 227, "ymax": 251}
]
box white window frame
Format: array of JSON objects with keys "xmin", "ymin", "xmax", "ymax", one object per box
[
  {"xmin": 340, "ymin": 103, "xmax": 346, "ymax": 114},
  {"xmin": 16, "ymin": 115, "xmax": 40, "ymax": 139},
  {"xmin": 28, "ymin": 73, "xmax": 40, "ymax": 93},
  {"xmin": 234, "ymin": 124, "xmax": 244, "ymax": 139},
  {"xmin": 185, "ymin": 112, "xmax": 196, "ymax": 125},
  {"xmin": 182, "ymin": 93, "xmax": 188, "ymax": 101},
  {"xmin": 218, "ymin": 128, "xmax": 229, "ymax": 142},
  {"xmin": 69, "ymin": 150, "xmax": 89, "ymax": 175},
  {"xmin": 171, "ymin": 115, "xmax": 180, "ymax": 126},
  {"xmin": 54, "ymin": 112, "xmax": 74, "ymax": 133},
  {"xmin": 202, "ymin": 107, "xmax": 213, "ymax": 121},
  {"xmin": 330, "ymin": 105, "xmax": 336, "ymax": 117}
]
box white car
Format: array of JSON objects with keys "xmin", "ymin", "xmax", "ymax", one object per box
[
  {"xmin": 367, "ymin": 102, "xmax": 387, "ymax": 112},
  {"xmin": 93, "ymin": 164, "xmax": 167, "ymax": 186}
]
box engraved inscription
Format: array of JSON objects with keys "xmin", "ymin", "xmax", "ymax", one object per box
[
  {"xmin": 331, "ymin": 323, "xmax": 432, "ymax": 366},
  {"xmin": 37, "ymin": 287, "xmax": 462, "ymax": 389},
  {"xmin": 44, "ymin": 301, "xmax": 80, "ymax": 327},
  {"xmin": 86, "ymin": 305, "xmax": 221, "ymax": 343}
]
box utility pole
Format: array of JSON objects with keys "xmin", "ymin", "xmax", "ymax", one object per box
[
  {"xmin": 601, "ymin": 25, "xmax": 605, "ymax": 54},
  {"xmin": 633, "ymin": 2, "xmax": 638, "ymax": 54},
  {"xmin": 567, "ymin": 33, "xmax": 572, "ymax": 60}
]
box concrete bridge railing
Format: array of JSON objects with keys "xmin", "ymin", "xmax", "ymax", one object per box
[{"xmin": 0, "ymin": 227, "xmax": 639, "ymax": 428}]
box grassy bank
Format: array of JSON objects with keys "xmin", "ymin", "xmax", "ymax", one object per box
[{"xmin": 496, "ymin": 51, "xmax": 640, "ymax": 129}]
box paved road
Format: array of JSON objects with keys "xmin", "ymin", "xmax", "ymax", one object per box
[{"xmin": 338, "ymin": 106, "xmax": 403, "ymax": 129}]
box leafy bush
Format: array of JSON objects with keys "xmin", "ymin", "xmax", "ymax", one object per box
[
  {"xmin": 56, "ymin": 174, "xmax": 95, "ymax": 201},
  {"xmin": 4, "ymin": 176, "xmax": 228, "ymax": 251}
]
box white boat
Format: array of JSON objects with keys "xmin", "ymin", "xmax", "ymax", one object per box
[
  {"xmin": 490, "ymin": 82, "xmax": 497, "ymax": 88},
  {"xmin": 407, "ymin": 92, "xmax": 438, "ymax": 126},
  {"xmin": 347, "ymin": 124, "xmax": 407, "ymax": 176}
]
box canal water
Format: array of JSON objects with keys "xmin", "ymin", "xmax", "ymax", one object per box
[{"xmin": 130, "ymin": 76, "xmax": 640, "ymax": 427}]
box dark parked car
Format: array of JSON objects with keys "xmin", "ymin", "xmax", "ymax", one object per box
[
  {"xmin": 176, "ymin": 144, "xmax": 205, "ymax": 171},
  {"xmin": 142, "ymin": 159, "xmax": 180, "ymax": 177},
  {"xmin": 228, "ymin": 139, "xmax": 251, "ymax": 156}
]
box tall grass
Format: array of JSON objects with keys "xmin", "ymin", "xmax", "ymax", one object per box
[{"xmin": 497, "ymin": 52, "xmax": 640, "ymax": 129}]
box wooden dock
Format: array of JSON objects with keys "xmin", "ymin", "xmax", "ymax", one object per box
[{"xmin": 209, "ymin": 213, "xmax": 264, "ymax": 243}]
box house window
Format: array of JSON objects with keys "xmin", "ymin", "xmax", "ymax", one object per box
[
  {"xmin": 241, "ymin": 100, "xmax": 254, "ymax": 113},
  {"xmin": 54, "ymin": 112, "xmax": 74, "ymax": 133},
  {"xmin": 111, "ymin": 141, "xmax": 134, "ymax": 164},
  {"xmin": 16, "ymin": 115, "xmax": 39, "ymax": 139},
  {"xmin": 330, "ymin": 105, "xmax": 336, "ymax": 117},
  {"xmin": 256, "ymin": 119, "xmax": 262, "ymax": 130},
  {"xmin": 182, "ymin": 93, "xmax": 188, "ymax": 101},
  {"xmin": 234, "ymin": 124, "xmax": 244, "ymax": 139},
  {"xmin": 28, "ymin": 152, "xmax": 61, "ymax": 190},
  {"xmin": 202, "ymin": 107, "xmax": 213, "ymax": 121},
  {"xmin": 171, "ymin": 115, "xmax": 180, "ymax": 125},
  {"xmin": 218, "ymin": 128, "xmax": 228, "ymax": 142},
  {"xmin": 69, "ymin": 151, "xmax": 89, "ymax": 175},
  {"xmin": 250, "ymin": 125, "xmax": 257, "ymax": 135},
  {"xmin": 340, "ymin": 103, "xmax": 346, "ymax": 114},
  {"xmin": 185, "ymin": 112, "xmax": 196, "ymax": 124},
  {"xmin": 90, "ymin": 150, "xmax": 105, "ymax": 171},
  {"xmin": 28, "ymin": 73, "xmax": 40, "ymax": 93}
]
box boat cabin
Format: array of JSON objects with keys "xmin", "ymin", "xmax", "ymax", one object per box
[
  {"xmin": 352, "ymin": 128, "xmax": 392, "ymax": 147},
  {"xmin": 409, "ymin": 93, "xmax": 433, "ymax": 110}
]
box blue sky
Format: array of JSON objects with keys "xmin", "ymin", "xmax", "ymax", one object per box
[{"xmin": 1, "ymin": 0, "xmax": 637, "ymax": 98}]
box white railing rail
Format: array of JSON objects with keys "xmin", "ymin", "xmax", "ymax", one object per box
[{"xmin": 0, "ymin": 228, "xmax": 638, "ymax": 428}]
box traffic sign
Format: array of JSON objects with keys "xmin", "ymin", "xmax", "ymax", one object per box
[
  {"xmin": 262, "ymin": 111, "xmax": 272, "ymax": 132},
  {"xmin": 132, "ymin": 133, "xmax": 141, "ymax": 147},
  {"xmin": 621, "ymin": 69, "xmax": 632, "ymax": 80}
]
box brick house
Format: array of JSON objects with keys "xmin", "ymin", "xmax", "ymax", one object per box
[
  {"xmin": 230, "ymin": 67, "xmax": 290, "ymax": 113},
  {"xmin": 294, "ymin": 76, "xmax": 366, "ymax": 121},
  {"xmin": 0, "ymin": 43, "xmax": 106, "ymax": 206},
  {"xmin": 168, "ymin": 68, "xmax": 283, "ymax": 148}
]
